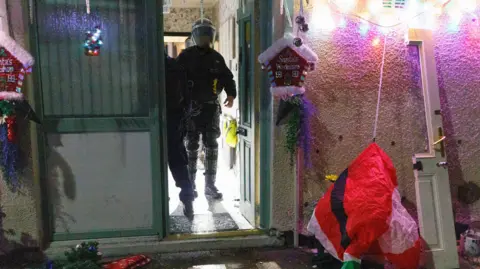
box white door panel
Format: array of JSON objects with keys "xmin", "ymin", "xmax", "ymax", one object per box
[{"xmin": 408, "ymin": 28, "xmax": 459, "ymax": 269}]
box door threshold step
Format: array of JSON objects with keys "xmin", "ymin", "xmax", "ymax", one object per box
[{"xmin": 45, "ymin": 234, "xmax": 284, "ymax": 259}]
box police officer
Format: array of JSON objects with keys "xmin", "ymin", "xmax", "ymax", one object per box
[
  {"xmin": 185, "ymin": 35, "xmax": 207, "ymax": 171},
  {"xmin": 176, "ymin": 18, "xmax": 236, "ymax": 200},
  {"xmin": 165, "ymin": 50, "xmax": 195, "ymax": 219}
]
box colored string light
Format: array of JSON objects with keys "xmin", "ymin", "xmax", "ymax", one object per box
[{"xmin": 84, "ymin": 26, "xmax": 103, "ymax": 56}]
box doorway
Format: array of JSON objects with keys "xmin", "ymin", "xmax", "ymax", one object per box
[{"xmin": 164, "ymin": 0, "xmax": 258, "ymax": 235}]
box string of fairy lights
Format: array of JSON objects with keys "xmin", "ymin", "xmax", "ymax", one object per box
[{"xmin": 308, "ymin": 0, "xmax": 479, "ymax": 35}]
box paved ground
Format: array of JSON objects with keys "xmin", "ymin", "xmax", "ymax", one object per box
[
  {"xmin": 143, "ymin": 248, "xmax": 313, "ymax": 269},
  {"xmin": 10, "ymin": 247, "xmax": 475, "ymax": 268}
]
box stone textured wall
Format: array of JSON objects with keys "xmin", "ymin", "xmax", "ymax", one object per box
[
  {"xmin": 433, "ymin": 12, "xmax": 480, "ymax": 224},
  {"xmin": 164, "ymin": 7, "xmax": 215, "ymax": 33},
  {"xmin": 0, "ymin": 0, "xmax": 42, "ymax": 259},
  {"xmin": 295, "ymin": 5, "xmax": 480, "ymax": 231}
]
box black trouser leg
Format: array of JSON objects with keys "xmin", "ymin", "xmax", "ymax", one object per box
[
  {"xmin": 167, "ymin": 109, "xmax": 194, "ymax": 204},
  {"xmin": 185, "ymin": 130, "xmax": 200, "ymax": 197},
  {"xmin": 202, "ymin": 104, "xmax": 222, "ymax": 200}
]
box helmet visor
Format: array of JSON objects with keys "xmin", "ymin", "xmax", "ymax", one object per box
[{"xmin": 192, "ymin": 25, "xmax": 216, "ymax": 47}]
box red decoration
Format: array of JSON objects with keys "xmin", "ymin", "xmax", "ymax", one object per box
[
  {"xmin": 0, "ymin": 47, "xmax": 24, "ymax": 96},
  {"xmin": 102, "ymin": 255, "xmax": 151, "ymax": 269},
  {"xmin": 257, "ymin": 34, "xmax": 318, "ymax": 98},
  {"xmin": 267, "ymin": 47, "xmax": 309, "ymax": 89},
  {"xmin": 5, "ymin": 116, "xmax": 15, "ymax": 142}
]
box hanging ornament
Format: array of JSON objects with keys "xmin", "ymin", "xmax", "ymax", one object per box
[
  {"xmin": 299, "ymin": 23, "xmax": 309, "ymax": 32},
  {"xmin": 295, "ymin": 1, "xmax": 309, "ymax": 33},
  {"xmin": 84, "ymin": 26, "xmax": 103, "ymax": 56},
  {"xmin": 293, "ymin": 37, "xmax": 303, "ymax": 47},
  {"xmin": 0, "ymin": 31, "xmax": 39, "ymax": 187},
  {"xmin": 259, "ymin": 32, "xmax": 317, "ymax": 167},
  {"xmin": 295, "ymin": 15, "xmax": 305, "ymax": 25},
  {"xmin": 258, "ymin": 34, "xmax": 318, "ymax": 97}
]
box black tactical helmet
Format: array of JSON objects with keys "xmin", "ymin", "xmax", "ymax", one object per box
[{"xmin": 191, "ymin": 18, "xmax": 216, "ymax": 48}]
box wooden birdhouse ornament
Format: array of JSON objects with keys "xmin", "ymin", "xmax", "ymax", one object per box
[{"xmin": 258, "ymin": 33, "xmax": 318, "ymax": 98}]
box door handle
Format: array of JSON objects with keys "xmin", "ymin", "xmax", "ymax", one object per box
[
  {"xmin": 434, "ymin": 127, "xmax": 446, "ymax": 158},
  {"xmin": 436, "ymin": 161, "xmax": 448, "ymax": 168},
  {"xmin": 237, "ymin": 126, "xmax": 247, "ymax": 136}
]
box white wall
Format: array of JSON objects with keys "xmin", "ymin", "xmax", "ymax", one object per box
[
  {"xmin": 217, "ymin": 0, "xmax": 239, "ymax": 119},
  {"xmin": 216, "ymin": 0, "xmax": 239, "ymax": 171}
]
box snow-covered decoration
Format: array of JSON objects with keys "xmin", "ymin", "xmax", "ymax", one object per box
[
  {"xmin": 0, "ymin": 31, "xmax": 34, "ymax": 100},
  {"xmin": 0, "ymin": 31, "xmax": 36, "ymax": 187},
  {"xmin": 258, "ymin": 33, "xmax": 318, "ymax": 98}
]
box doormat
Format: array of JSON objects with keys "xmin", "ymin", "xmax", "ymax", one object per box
[{"xmin": 169, "ymin": 213, "xmax": 239, "ymax": 234}]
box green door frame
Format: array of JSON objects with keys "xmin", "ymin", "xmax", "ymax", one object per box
[
  {"xmin": 258, "ymin": 0, "xmax": 273, "ymax": 229},
  {"xmin": 236, "ymin": 0, "xmax": 273, "ymax": 230},
  {"xmin": 237, "ymin": 4, "xmax": 255, "ymax": 225},
  {"xmin": 27, "ymin": 0, "xmax": 167, "ymax": 241}
]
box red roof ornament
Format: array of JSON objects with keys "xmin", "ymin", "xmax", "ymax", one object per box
[{"xmin": 258, "ymin": 33, "xmax": 318, "ymax": 98}]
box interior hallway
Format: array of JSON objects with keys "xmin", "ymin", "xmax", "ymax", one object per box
[{"xmin": 168, "ymin": 138, "xmax": 253, "ymax": 234}]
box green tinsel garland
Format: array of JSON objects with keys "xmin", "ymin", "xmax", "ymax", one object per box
[
  {"xmin": 0, "ymin": 100, "xmax": 14, "ymax": 116},
  {"xmin": 284, "ymin": 96, "xmax": 302, "ymax": 165}
]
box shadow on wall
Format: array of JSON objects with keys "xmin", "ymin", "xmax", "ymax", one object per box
[
  {"xmin": 45, "ymin": 132, "xmax": 77, "ymax": 236},
  {"xmin": 0, "ymin": 121, "xmax": 45, "ymax": 266},
  {"xmin": 437, "ymin": 67, "xmax": 471, "ymax": 225},
  {"xmin": 0, "ymin": 121, "xmax": 76, "ymax": 265}
]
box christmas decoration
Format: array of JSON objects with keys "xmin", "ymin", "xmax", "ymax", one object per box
[
  {"xmin": 258, "ymin": 33, "xmax": 318, "ymax": 98},
  {"xmin": 307, "ymin": 144, "xmax": 421, "ymax": 269},
  {"xmin": 45, "ymin": 241, "xmax": 152, "ymax": 269},
  {"xmin": 0, "ymin": 30, "xmax": 38, "ymax": 186},
  {"xmin": 276, "ymin": 95, "xmax": 314, "ymax": 167},
  {"xmin": 315, "ymin": 0, "xmax": 480, "ymax": 37},
  {"xmin": 84, "ymin": 26, "xmax": 103, "ymax": 56},
  {"xmin": 102, "ymin": 255, "xmax": 152, "ymax": 269},
  {"xmin": 46, "ymin": 241, "xmax": 102, "ymax": 269}
]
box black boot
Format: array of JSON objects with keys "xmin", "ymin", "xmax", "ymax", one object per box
[
  {"xmin": 179, "ymin": 186, "xmax": 195, "ymax": 220},
  {"xmin": 205, "ymin": 174, "xmax": 222, "ymax": 200},
  {"xmin": 182, "ymin": 199, "xmax": 194, "ymax": 220}
]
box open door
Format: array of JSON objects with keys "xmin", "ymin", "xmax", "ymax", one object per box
[
  {"xmin": 237, "ymin": 2, "xmax": 256, "ymax": 226},
  {"xmin": 408, "ymin": 29, "xmax": 459, "ymax": 268},
  {"xmin": 31, "ymin": 0, "xmax": 166, "ymax": 241}
]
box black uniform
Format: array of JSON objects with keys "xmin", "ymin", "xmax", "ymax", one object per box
[
  {"xmin": 176, "ymin": 46, "xmax": 236, "ymax": 199},
  {"xmin": 165, "ymin": 53, "xmax": 194, "ymax": 214}
]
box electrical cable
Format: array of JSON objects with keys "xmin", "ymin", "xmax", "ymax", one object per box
[{"xmin": 372, "ymin": 34, "xmax": 387, "ymax": 141}]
